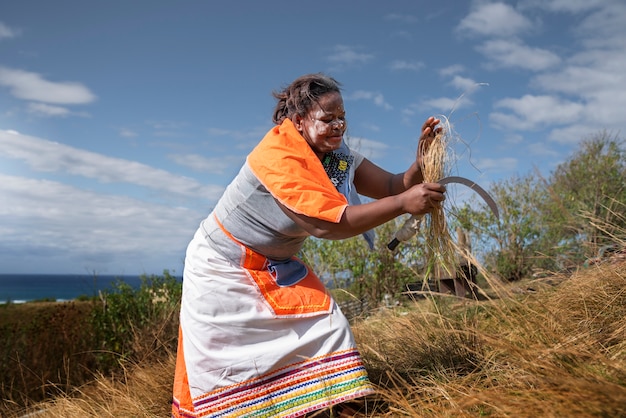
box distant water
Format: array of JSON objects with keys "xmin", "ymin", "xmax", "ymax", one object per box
[{"xmin": 0, "ymin": 274, "xmax": 149, "ymax": 304}]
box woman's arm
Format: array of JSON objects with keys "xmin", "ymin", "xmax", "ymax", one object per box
[
  {"xmin": 353, "ymin": 159, "xmax": 423, "ymax": 199},
  {"xmin": 354, "ymin": 116, "xmax": 441, "ymax": 199},
  {"xmin": 277, "ymin": 182, "xmax": 445, "ymax": 240}
]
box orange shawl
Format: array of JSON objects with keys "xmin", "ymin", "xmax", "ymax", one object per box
[{"xmin": 247, "ymin": 119, "xmax": 348, "ymax": 223}]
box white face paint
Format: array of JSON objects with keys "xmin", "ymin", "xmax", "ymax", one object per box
[{"xmin": 296, "ymin": 91, "xmax": 346, "ymax": 158}]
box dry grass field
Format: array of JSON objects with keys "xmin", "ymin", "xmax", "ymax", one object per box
[{"xmin": 4, "ymin": 257, "xmax": 625, "ymax": 417}]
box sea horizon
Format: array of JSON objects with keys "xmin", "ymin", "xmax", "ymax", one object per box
[{"xmin": 0, "ymin": 273, "xmax": 181, "ymax": 304}]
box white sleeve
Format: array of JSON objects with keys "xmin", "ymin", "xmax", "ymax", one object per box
[{"xmin": 351, "ymin": 148, "xmax": 365, "ymax": 168}]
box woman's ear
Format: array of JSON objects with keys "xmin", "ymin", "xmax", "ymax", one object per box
[{"xmin": 293, "ymin": 114, "xmax": 304, "ymax": 132}]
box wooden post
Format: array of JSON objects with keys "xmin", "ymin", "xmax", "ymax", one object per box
[
  {"xmin": 455, "ymin": 227, "xmax": 478, "ymax": 299},
  {"xmin": 435, "ymin": 262, "xmax": 453, "ymax": 294}
]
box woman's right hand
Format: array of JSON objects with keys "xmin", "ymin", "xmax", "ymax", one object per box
[{"xmin": 399, "ymin": 182, "xmax": 446, "ymax": 216}]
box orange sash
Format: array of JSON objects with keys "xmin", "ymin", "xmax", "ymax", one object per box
[{"xmin": 247, "ymin": 119, "xmax": 348, "ymax": 223}]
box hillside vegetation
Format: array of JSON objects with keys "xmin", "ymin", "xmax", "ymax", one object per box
[{"xmin": 2, "ymin": 259, "xmax": 625, "ymax": 417}]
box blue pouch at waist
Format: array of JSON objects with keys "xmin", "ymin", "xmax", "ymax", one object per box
[{"xmin": 267, "ymin": 258, "xmax": 309, "ymax": 287}]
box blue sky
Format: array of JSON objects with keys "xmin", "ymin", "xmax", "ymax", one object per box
[{"xmin": 1, "ymin": 0, "xmax": 624, "ymax": 275}]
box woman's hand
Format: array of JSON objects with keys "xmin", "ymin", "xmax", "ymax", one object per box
[
  {"xmin": 417, "ymin": 116, "xmax": 441, "ymax": 170},
  {"xmin": 400, "ymin": 116, "xmax": 442, "ymax": 189},
  {"xmin": 398, "ymin": 182, "xmax": 446, "ymax": 216}
]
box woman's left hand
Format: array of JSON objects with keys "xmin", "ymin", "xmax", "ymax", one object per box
[{"xmin": 417, "ymin": 116, "xmax": 441, "ymax": 169}]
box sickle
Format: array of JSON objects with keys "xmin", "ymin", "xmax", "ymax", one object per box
[
  {"xmin": 387, "ymin": 176, "xmax": 499, "ymax": 251},
  {"xmin": 438, "ymin": 176, "xmax": 499, "ymax": 220}
]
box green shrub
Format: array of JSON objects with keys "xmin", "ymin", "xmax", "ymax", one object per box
[{"xmin": 89, "ymin": 270, "xmax": 182, "ymax": 371}]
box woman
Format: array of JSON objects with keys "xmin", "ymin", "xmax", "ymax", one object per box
[{"xmin": 172, "ymin": 73, "xmax": 445, "ymax": 417}]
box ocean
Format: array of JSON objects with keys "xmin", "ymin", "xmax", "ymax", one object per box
[{"xmin": 0, "ymin": 274, "xmax": 154, "ymax": 304}]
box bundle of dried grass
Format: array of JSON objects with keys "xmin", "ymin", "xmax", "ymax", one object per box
[{"xmin": 419, "ymin": 116, "xmax": 457, "ymax": 279}]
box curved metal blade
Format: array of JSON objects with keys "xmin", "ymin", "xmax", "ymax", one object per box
[
  {"xmin": 438, "ymin": 176, "xmax": 499, "ymax": 219},
  {"xmin": 387, "ymin": 176, "xmax": 499, "ymax": 251}
]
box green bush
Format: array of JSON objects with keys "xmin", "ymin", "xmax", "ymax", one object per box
[{"xmin": 90, "ymin": 270, "xmax": 182, "ymax": 371}]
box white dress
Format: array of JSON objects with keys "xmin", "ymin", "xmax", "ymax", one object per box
[{"xmin": 172, "ymin": 119, "xmax": 374, "ymax": 417}]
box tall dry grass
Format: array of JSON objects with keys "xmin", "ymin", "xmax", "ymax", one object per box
[
  {"xmin": 7, "ymin": 356, "xmax": 176, "ymax": 418},
  {"xmin": 353, "ymin": 259, "xmax": 626, "ymax": 417},
  {"xmin": 7, "ymin": 259, "xmax": 624, "ymax": 418}
]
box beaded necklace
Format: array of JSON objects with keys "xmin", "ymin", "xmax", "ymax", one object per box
[{"xmin": 322, "ymin": 151, "xmax": 353, "ymax": 189}]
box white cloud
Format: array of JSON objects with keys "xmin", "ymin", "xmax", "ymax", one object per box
[
  {"xmin": 480, "ymin": 0, "xmax": 626, "ymax": 148},
  {"xmin": 412, "ymin": 92, "xmax": 476, "ymax": 115},
  {"xmin": 0, "ymin": 174, "xmax": 201, "ymax": 274},
  {"xmin": 205, "ymin": 125, "xmax": 270, "ymax": 142},
  {"xmin": 450, "ymin": 75, "xmax": 480, "ymax": 92},
  {"xmin": 0, "ymin": 22, "xmax": 19, "ymax": 40},
  {"xmin": 520, "ymin": 0, "xmax": 608, "ymax": 14},
  {"xmin": 345, "ymin": 136, "xmax": 388, "ymax": 160},
  {"xmin": 575, "ymin": 2, "xmax": 626, "ymax": 49},
  {"xmin": 478, "ymin": 39, "xmax": 561, "ymax": 71},
  {"xmin": 389, "ymin": 30, "xmax": 413, "ymax": 41},
  {"xmin": 401, "ymin": 101, "xmax": 449, "ymax": 122},
  {"xmin": 347, "ymin": 90, "xmax": 393, "ymax": 110},
  {"xmin": 169, "ymin": 153, "xmax": 244, "ymax": 175},
  {"xmin": 474, "ymin": 157, "xmax": 518, "ymax": 172},
  {"xmin": 532, "ymin": 50, "xmax": 626, "ymax": 127},
  {"xmin": 27, "ymin": 102, "xmax": 72, "ymax": 117},
  {"xmin": 491, "ymin": 95, "xmax": 585, "ymax": 131},
  {"xmin": 0, "ymin": 130, "xmax": 224, "ymax": 200},
  {"xmin": 534, "ymin": 61, "xmax": 616, "ymax": 97},
  {"xmin": 143, "ymin": 120, "xmax": 189, "ymax": 138},
  {"xmin": 389, "ymin": 60, "xmax": 424, "ymax": 72},
  {"xmin": 522, "ymin": 3, "xmax": 626, "ymax": 131},
  {"xmin": 0, "ymin": 66, "xmax": 96, "ymax": 104},
  {"xmin": 360, "ymin": 122, "xmax": 381, "ymax": 133},
  {"xmin": 546, "ymin": 124, "xmax": 600, "ymax": 145},
  {"xmin": 457, "ymin": 2, "xmax": 533, "ymax": 38},
  {"xmin": 119, "ymin": 128, "xmax": 138, "ymax": 138},
  {"xmin": 503, "ymin": 133, "xmax": 524, "ymax": 145},
  {"xmin": 327, "ymin": 45, "xmax": 374, "ymax": 68},
  {"xmin": 527, "ymin": 141, "xmax": 561, "ymax": 157},
  {"xmin": 430, "ymin": 96, "xmax": 471, "ymax": 113},
  {"xmin": 409, "ymin": 75, "xmax": 487, "ymax": 118},
  {"xmin": 27, "ymin": 102, "xmax": 90, "ymax": 118},
  {"xmin": 439, "ymin": 65, "xmax": 465, "ymax": 77}
]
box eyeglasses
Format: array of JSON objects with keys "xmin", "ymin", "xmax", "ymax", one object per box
[{"xmin": 309, "ymin": 116, "xmax": 346, "ymax": 129}]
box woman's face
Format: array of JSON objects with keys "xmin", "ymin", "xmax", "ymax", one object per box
[{"xmin": 295, "ymin": 91, "xmax": 346, "ymax": 158}]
